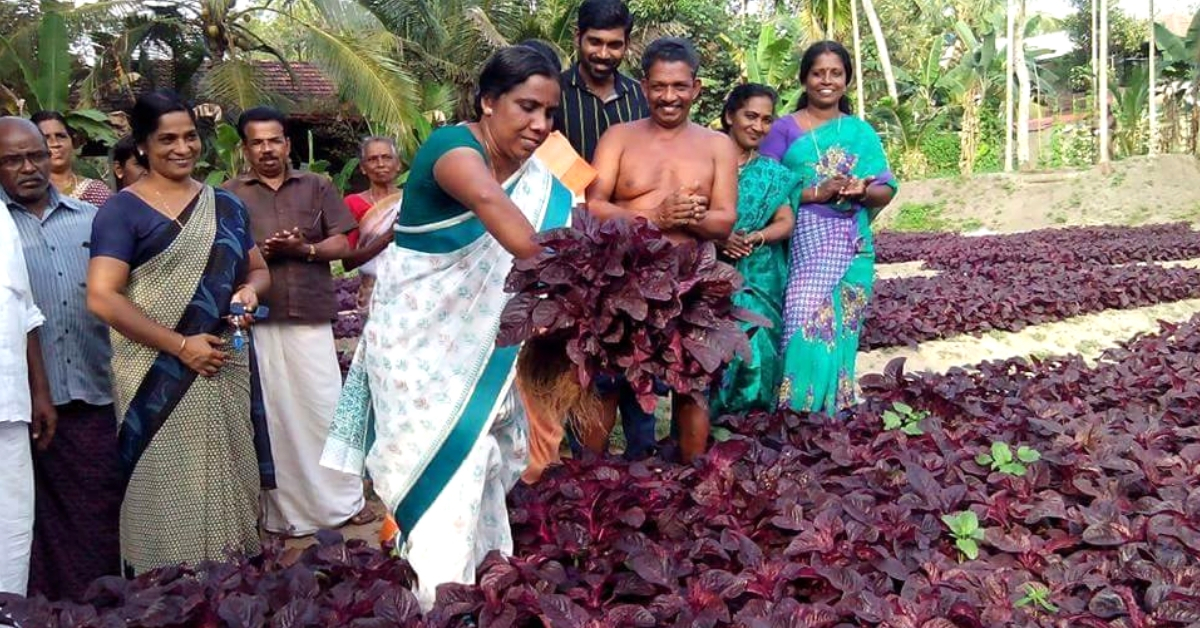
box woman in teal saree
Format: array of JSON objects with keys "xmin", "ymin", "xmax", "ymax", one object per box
[
  {"xmin": 711, "ymin": 84, "xmax": 798, "ymax": 416},
  {"xmin": 761, "ymin": 41, "xmax": 898, "ymax": 415},
  {"xmin": 321, "ymin": 46, "xmax": 571, "ymax": 611}
]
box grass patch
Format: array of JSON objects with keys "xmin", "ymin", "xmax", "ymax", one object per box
[
  {"xmin": 888, "ymin": 201, "xmax": 986, "ymax": 233},
  {"xmin": 889, "ymin": 201, "xmax": 952, "ymax": 232}
]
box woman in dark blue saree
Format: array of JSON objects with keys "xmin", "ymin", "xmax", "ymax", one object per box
[{"xmin": 87, "ymin": 91, "xmax": 274, "ymax": 575}]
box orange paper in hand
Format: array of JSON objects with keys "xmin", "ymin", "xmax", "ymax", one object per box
[{"xmin": 535, "ymin": 131, "xmax": 597, "ymax": 197}]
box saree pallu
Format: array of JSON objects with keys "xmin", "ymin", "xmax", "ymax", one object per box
[
  {"xmin": 322, "ymin": 157, "xmax": 572, "ymax": 610},
  {"xmin": 711, "ymin": 157, "xmax": 798, "ymax": 416},
  {"xmin": 776, "ymin": 116, "xmax": 898, "ymax": 414},
  {"xmin": 112, "ymin": 186, "xmax": 274, "ymax": 575}
]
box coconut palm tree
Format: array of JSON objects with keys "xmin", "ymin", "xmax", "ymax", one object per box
[
  {"xmin": 1015, "ymin": 0, "xmax": 1032, "ymax": 168},
  {"xmin": 850, "ymin": 0, "xmax": 865, "ymax": 117},
  {"xmin": 1098, "ymin": 0, "xmax": 1110, "ymax": 165},
  {"xmin": 1004, "ymin": 0, "xmax": 1015, "ymax": 171},
  {"xmin": 86, "ymin": 0, "xmax": 424, "ymax": 151},
  {"xmin": 859, "ymin": 0, "xmax": 898, "ymax": 101},
  {"xmin": 1148, "ymin": 0, "xmax": 1157, "ymax": 155}
]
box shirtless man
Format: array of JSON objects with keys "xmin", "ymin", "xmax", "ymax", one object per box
[{"xmin": 585, "ymin": 36, "xmax": 738, "ymax": 463}]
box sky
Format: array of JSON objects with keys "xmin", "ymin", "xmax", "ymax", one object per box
[{"xmin": 1036, "ymin": 0, "xmax": 1197, "ymax": 19}]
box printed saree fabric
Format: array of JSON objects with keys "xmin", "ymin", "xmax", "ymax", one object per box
[
  {"xmin": 322, "ymin": 156, "xmax": 572, "ymax": 609},
  {"xmin": 106, "ymin": 187, "xmax": 273, "ymax": 575},
  {"xmin": 711, "ymin": 156, "xmax": 797, "ymax": 415},
  {"xmin": 771, "ymin": 114, "xmax": 897, "ymax": 414}
]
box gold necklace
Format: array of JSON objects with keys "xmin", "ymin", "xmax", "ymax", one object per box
[
  {"xmin": 61, "ymin": 172, "xmax": 82, "ymax": 198},
  {"xmin": 478, "ymin": 123, "xmax": 503, "ymax": 181},
  {"xmin": 147, "ymin": 181, "xmax": 198, "ymax": 229},
  {"xmin": 479, "ymin": 122, "xmax": 526, "ymax": 182},
  {"xmin": 803, "ymin": 109, "xmax": 843, "ymax": 156},
  {"xmin": 738, "ymin": 148, "xmax": 758, "ymax": 171}
]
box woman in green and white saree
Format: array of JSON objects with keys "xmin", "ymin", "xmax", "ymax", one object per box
[{"xmin": 322, "ymin": 46, "xmax": 571, "ymax": 608}]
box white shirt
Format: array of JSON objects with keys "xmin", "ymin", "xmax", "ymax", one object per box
[{"xmin": 0, "ymin": 204, "xmax": 44, "ymax": 424}]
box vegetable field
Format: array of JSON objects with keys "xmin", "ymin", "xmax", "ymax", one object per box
[{"xmin": 5, "ymin": 225, "xmax": 1200, "ymax": 627}]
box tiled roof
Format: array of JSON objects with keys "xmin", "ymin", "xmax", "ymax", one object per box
[
  {"xmin": 252, "ymin": 61, "xmax": 338, "ymax": 103},
  {"xmin": 1161, "ymin": 13, "xmax": 1191, "ymax": 37},
  {"xmin": 190, "ymin": 60, "xmax": 343, "ymax": 114}
]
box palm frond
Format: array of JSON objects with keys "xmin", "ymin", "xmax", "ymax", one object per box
[
  {"xmin": 354, "ymin": 0, "xmax": 447, "ymax": 44},
  {"xmin": 9, "ymin": 0, "xmax": 144, "ymax": 43},
  {"xmin": 464, "ymin": 7, "xmax": 510, "ymax": 50},
  {"xmin": 299, "ymin": 22, "xmax": 422, "ymax": 151},
  {"xmin": 198, "ymin": 58, "xmax": 281, "ymax": 113}
]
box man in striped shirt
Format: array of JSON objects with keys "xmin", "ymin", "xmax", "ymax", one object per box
[
  {"xmin": 1, "ymin": 117, "xmax": 120, "ymax": 600},
  {"xmin": 554, "ymin": 0, "xmax": 649, "ymax": 163}
]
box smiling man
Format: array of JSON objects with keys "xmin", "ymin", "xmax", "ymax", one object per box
[
  {"xmin": 585, "ymin": 37, "xmax": 739, "ymax": 463},
  {"xmin": 555, "ymin": 0, "xmax": 648, "ymax": 163},
  {"xmin": 553, "ymin": 0, "xmax": 660, "ymax": 461}
]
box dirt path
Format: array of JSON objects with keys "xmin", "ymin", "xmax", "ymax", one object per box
[
  {"xmin": 874, "ymin": 257, "xmax": 1200, "ymax": 281},
  {"xmin": 857, "ymin": 298, "xmax": 1200, "ymax": 376},
  {"xmin": 880, "ymin": 154, "xmax": 1200, "ymax": 233},
  {"xmin": 875, "ymin": 261, "xmax": 939, "ymax": 280}
]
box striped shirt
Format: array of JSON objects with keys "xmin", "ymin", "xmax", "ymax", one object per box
[
  {"xmin": 6, "ymin": 186, "xmax": 113, "ymax": 407},
  {"xmin": 554, "ymin": 63, "xmax": 650, "ymax": 162}
]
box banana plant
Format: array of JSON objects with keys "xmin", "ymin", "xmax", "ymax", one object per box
[
  {"xmin": 1155, "ymin": 10, "xmax": 1200, "ymax": 152},
  {"xmin": 720, "ymin": 18, "xmax": 803, "ymax": 112},
  {"xmin": 1110, "ymin": 64, "xmax": 1149, "ymax": 158},
  {"xmin": 0, "ymin": 9, "xmax": 117, "ymax": 146}
]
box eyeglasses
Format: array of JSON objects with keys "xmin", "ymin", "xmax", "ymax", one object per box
[{"xmin": 0, "ymin": 150, "xmax": 51, "ymax": 170}]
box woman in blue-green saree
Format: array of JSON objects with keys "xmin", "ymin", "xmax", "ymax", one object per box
[
  {"xmin": 761, "ymin": 41, "xmax": 898, "ymax": 415},
  {"xmin": 711, "ymin": 84, "xmax": 798, "ymax": 416},
  {"xmin": 321, "ymin": 45, "xmax": 572, "ymax": 610}
]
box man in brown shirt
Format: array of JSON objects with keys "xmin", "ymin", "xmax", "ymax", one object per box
[{"xmin": 224, "ymin": 107, "xmax": 374, "ymax": 536}]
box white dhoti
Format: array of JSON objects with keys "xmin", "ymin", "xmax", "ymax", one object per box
[
  {"xmin": 253, "ymin": 322, "xmax": 365, "ymax": 536},
  {"xmin": 0, "ymin": 421, "xmax": 33, "ymax": 595}
]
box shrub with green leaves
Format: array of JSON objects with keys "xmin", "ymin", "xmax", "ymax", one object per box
[
  {"xmin": 941, "ymin": 510, "xmax": 985, "ymax": 560},
  {"xmin": 881, "ymin": 401, "xmax": 927, "ymax": 436},
  {"xmin": 976, "ymin": 442, "xmax": 1041, "ymax": 476}
]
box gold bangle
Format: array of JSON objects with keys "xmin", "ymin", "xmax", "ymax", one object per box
[
  {"xmin": 306, "ymin": 244, "xmax": 317, "ymax": 262},
  {"xmin": 177, "ymin": 335, "xmax": 187, "ymax": 355}
]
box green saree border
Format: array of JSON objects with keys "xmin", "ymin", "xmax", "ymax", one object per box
[
  {"xmin": 391, "ymin": 176, "xmax": 573, "ymax": 534},
  {"xmin": 393, "ymin": 344, "xmax": 519, "ymax": 532}
]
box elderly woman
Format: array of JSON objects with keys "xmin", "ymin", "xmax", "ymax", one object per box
[
  {"xmin": 322, "ymin": 45, "xmax": 571, "ymax": 609},
  {"xmin": 86, "ymin": 91, "xmax": 274, "ymax": 575},
  {"xmin": 343, "ymin": 136, "xmax": 403, "ymax": 310},
  {"xmin": 31, "ymin": 111, "xmax": 112, "ymax": 205}
]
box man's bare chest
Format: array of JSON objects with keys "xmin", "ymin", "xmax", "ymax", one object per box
[{"xmin": 614, "ymin": 144, "xmax": 715, "ymax": 200}]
